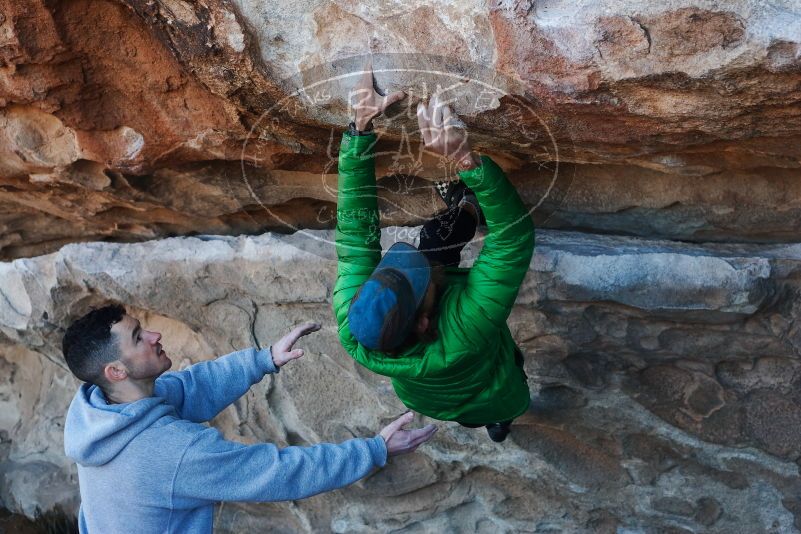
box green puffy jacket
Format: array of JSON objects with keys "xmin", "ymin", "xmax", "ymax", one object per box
[{"xmin": 333, "ymin": 132, "xmax": 535, "ymax": 424}]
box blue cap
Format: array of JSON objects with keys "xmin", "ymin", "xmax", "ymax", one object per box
[{"xmin": 347, "ymin": 242, "xmax": 432, "ymax": 351}]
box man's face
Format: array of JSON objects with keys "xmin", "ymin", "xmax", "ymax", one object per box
[
  {"xmin": 419, "ymin": 282, "xmax": 437, "ymax": 317},
  {"xmin": 414, "ymin": 282, "xmax": 438, "ymax": 338},
  {"xmin": 110, "ymin": 315, "xmax": 172, "ymax": 380}
]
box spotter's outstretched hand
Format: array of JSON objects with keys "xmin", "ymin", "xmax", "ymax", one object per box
[
  {"xmin": 271, "ymin": 322, "xmax": 321, "ymax": 367},
  {"xmin": 380, "ymin": 412, "xmax": 438, "ymax": 457}
]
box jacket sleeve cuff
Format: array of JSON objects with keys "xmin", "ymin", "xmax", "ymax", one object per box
[
  {"xmin": 456, "ymin": 154, "xmax": 500, "ymax": 192},
  {"xmin": 368, "ymin": 435, "xmax": 388, "ymax": 467},
  {"xmin": 257, "ymin": 347, "xmax": 279, "ymax": 375},
  {"xmin": 341, "ymin": 130, "xmax": 377, "ymax": 144}
]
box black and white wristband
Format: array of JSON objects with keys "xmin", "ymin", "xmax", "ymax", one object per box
[{"xmin": 348, "ymin": 121, "xmax": 374, "ymax": 136}]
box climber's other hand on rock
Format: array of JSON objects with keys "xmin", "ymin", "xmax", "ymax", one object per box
[
  {"xmin": 350, "ymin": 60, "xmax": 405, "ymax": 131},
  {"xmin": 416, "ymin": 93, "xmax": 480, "ymax": 170}
]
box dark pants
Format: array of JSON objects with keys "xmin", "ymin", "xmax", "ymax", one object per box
[
  {"xmin": 455, "ymin": 348, "xmax": 526, "ymax": 430},
  {"xmin": 418, "ymin": 207, "xmax": 526, "ymax": 429}
]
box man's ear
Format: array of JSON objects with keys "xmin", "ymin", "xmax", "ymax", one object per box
[
  {"xmin": 103, "ymin": 362, "xmax": 128, "ymax": 383},
  {"xmin": 415, "ymin": 314, "xmax": 430, "ymax": 335}
]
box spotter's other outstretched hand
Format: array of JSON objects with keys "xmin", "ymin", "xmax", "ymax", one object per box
[
  {"xmin": 351, "ymin": 61, "xmax": 405, "ymax": 131},
  {"xmin": 380, "ymin": 412, "xmax": 438, "ymax": 457},
  {"xmin": 271, "ymin": 322, "xmax": 321, "ymax": 368}
]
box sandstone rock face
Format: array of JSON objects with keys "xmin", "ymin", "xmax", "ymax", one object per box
[
  {"xmin": 2, "ymin": 231, "xmax": 801, "ymax": 532},
  {"xmin": 1, "ymin": 0, "xmax": 800, "ymax": 259},
  {"xmin": 2, "ymin": 0, "xmax": 801, "ymax": 531}
]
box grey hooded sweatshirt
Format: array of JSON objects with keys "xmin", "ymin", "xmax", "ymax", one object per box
[{"xmin": 64, "ymin": 347, "xmax": 387, "ymax": 533}]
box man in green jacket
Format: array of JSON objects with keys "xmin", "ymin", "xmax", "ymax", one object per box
[{"xmin": 334, "ymin": 67, "xmax": 534, "ymax": 442}]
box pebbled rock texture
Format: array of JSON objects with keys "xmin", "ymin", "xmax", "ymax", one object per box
[
  {"xmin": 2, "ymin": 230, "xmax": 801, "ymax": 532},
  {"xmin": 0, "ymin": 0, "xmax": 800, "ymax": 259}
]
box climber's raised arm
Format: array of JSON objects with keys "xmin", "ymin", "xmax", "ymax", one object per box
[
  {"xmin": 416, "ymin": 97, "xmax": 535, "ymax": 351},
  {"xmin": 333, "ymin": 64, "xmax": 405, "ymax": 350}
]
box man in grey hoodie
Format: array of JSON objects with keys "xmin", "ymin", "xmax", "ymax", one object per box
[{"xmin": 63, "ymin": 304, "xmax": 437, "ymax": 533}]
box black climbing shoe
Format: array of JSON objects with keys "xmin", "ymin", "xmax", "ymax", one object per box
[
  {"xmin": 434, "ymin": 179, "xmax": 466, "ymax": 209},
  {"xmin": 485, "ymin": 422, "xmax": 512, "ymax": 443},
  {"xmin": 433, "ymin": 180, "xmax": 484, "ymax": 224}
]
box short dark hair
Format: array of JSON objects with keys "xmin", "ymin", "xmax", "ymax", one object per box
[{"xmin": 62, "ymin": 305, "xmax": 126, "ymax": 384}]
